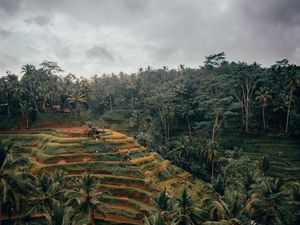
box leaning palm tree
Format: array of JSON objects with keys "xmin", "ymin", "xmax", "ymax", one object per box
[
  {"xmin": 201, "ymin": 194, "xmax": 229, "ymax": 223},
  {"xmin": 65, "ymin": 174, "xmax": 109, "ymax": 225},
  {"xmin": 285, "ymin": 73, "xmax": 300, "ymax": 134}
]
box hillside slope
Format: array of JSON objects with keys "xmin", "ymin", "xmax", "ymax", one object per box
[{"xmin": 0, "ymin": 113, "xmax": 202, "ymax": 224}]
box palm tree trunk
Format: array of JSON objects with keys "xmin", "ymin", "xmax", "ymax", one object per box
[
  {"xmin": 109, "ymin": 95, "xmax": 113, "ymax": 112},
  {"xmin": 26, "ymin": 116, "xmax": 29, "ymax": 129},
  {"xmin": 19, "ymin": 97, "xmax": 25, "ymax": 117},
  {"xmin": 88, "ymin": 207, "xmax": 95, "ymax": 225},
  {"xmin": 186, "ymin": 116, "xmax": 192, "ymax": 137},
  {"xmin": 211, "ymin": 113, "xmax": 219, "ymax": 142},
  {"xmin": 285, "ymin": 87, "xmax": 293, "ymax": 134},
  {"xmin": 0, "ymin": 202, "xmax": 2, "ymax": 225},
  {"xmin": 131, "ymin": 92, "xmax": 134, "ymax": 109},
  {"xmin": 211, "ymin": 157, "xmax": 215, "ymax": 180},
  {"xmin": 245, "ymin": 102, "xmax": 249, "ymax": 133},
  {"xmin": 42, "ymin": 97, "xmax": 47, "ymax": 112},
  {"xmin": 262, "ymin": 106, "xmax": 266, "ymax": 130}
]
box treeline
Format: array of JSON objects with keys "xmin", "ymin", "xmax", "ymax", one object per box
[{"xmin": 1, "ymin": 53, "xmax": 299, "ymax": 138}]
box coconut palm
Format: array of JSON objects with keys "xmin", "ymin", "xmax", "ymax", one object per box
[
  {"xmin": 144, "ymin": 213, "xmax": 167, "ymax": 225},
  {"xmin": 65, "ymin": 174, "xmax": 109, "ymax": 225},
  {"xmin": 201, "ymin": 141, "xmax": 218, "ymax": 179},
  {"xmin": 44, "ymin": 202, "xmax": 87, "ymax": 225},
  {"xmin": 26, "ymin": 172, "xmax": 65, "ymax": 219},
  {"xmin": 201, "ymin": 194, "xmax": 229, "ymax": 222},
  {"xmin": 245, "ymin": 178, "xmax": 289, "ymax": 225},
  {"xmin": 167, "ymin": 136, "xmax": 195, "ymax": 161},
  {"xmin": 255, "ymin": 89, "xmax": 272, "ymax": 129},
  {"xmin": 171, "ymin": 188, "xmax": 202, "ymax": 225},
  {"xmin": 67, "ymin": 90, "xmax": 87, "ymax": 117}
]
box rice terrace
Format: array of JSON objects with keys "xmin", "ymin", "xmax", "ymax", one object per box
[{"xmin": 1, "ymin": 0, "xmax": 300, "ymax": 225}]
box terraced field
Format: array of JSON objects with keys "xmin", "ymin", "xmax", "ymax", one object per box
[
  {"xmin": 0, "ymin": 113, "xmax": 202, "ymax": 225},
  {"xmin": 243, "ymin": 139, "xmax": 300, "ymax": 181}
]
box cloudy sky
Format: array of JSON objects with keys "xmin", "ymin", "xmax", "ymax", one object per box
[{"xmin": 0, "ymin": 0, "xmax": 300, "ymax": 76}]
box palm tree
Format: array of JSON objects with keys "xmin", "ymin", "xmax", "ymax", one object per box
[
  {"xmin": 26, "ymin": 173, "xmax": 65, "ymax": 220},
  {"xmin": 201, "ymin": 194, "xmax": 229, "ymax": 223},
  {"xmin": 285, "ymin": 74, "xmax": 300, "ymax": 134},
  {"xmin": 45, "ymin": 202, "xmax": 87, "ymax": 225},
  {"xmin": 201, "ymin": 141, "xmax": 218, "ymax": 179},
  {"xmin": 255, "ymin": 89, "xmax": 272, "ymax": 129},
  {"xmin": 180, "ymin": 104, "xmax": 194, "ymax": 137},
  {"xmin": 167, "ymin": 136, "xmax": 195, "ymax": 161},
  {"xmin": 67, "ymin": 90, "xmax": 87, "ymax": 117},
  {"xmin": 171, "ymin": 188, "xmax": 202, "ymax": 225},
  {"xmin": 0, "ymin": 142, "xmax": 31, "ymax": 225},
  {"xmin": 144, "ymin": 213, "xmax": 167, "ymax": 225},
  {"xmin": 65, "ymin": 174, "xmax": 109, "ymax": 225},
  {"xmin": 245, "ymin": 178, "xmax": 289, "ymax": 225}
]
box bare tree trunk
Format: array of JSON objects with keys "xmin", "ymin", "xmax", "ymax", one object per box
[
  {"xmin": 109, "ymin": 95, "xmax": 113, "ymax": 112},
  {"xmin": 285, "ymin": 87, "xmax": 293, "ymax": 134},
  {"xmin": 186, "ymin": 116, "xmax": 192, "ymax": 137},
  {"xmin": 130, "ymin": 92, "xmax": 134, "ymax": 109},
  {"xmin": 245, "ymin": 96, "xmax": 250, "ymax": 133},
  {"xmin": 167, "ymin": 123, "xmax": 170, "ymax": 140},
  {"xmin": 42, "ymin": 97, "xmax": 47, "ymax": 112},
  {"xmin": 211, "ymin": 113, "xmax": 219, "ymax": 142},
  {"xmin": 211, "ymin": 157, "xmax": 215, "ymax": 180},
  {"xmin": 34, "ymin": 99, "xmax": 39, "ymax": 114},
  {"xmin": 262, "ymin": 106, "xmax": 266, "ymax": 130},
  {"xmin": 0, "ymin": 202, "xmax": 2, "ymax": 225},
  {"xmin": 26, "ymin": 116, "xmax": 29, "ymax": 129}
]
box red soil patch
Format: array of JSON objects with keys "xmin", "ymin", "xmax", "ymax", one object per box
[
  {"xmin": 82, "ymin": 157, "xmax": 92, "ymax": 162},
  {"xmin": 96, "ymin": 213, "xmax": 141, "ymax": 224}
]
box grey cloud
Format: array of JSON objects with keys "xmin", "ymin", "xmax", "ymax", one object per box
[
  {"xmin": 236, "ymin": 0, "xmax": 300, "ymax": 26},
  {"xmin": 0, "ymin": 28, "xmax": 10, "ymax": 38},
  {"xmin": 0, "ymin": 0, "xmax": 299, "ymax": 76},
  {"xmin": 86, "ymin": 45, "xmax": 115, "ymax": 62},
  {"xmin": 25, "ymin": 15, "xmax": 51, "ymax": 26},
  {"xmin": 0, "ymin": 0, "xmax": 21, "ymax": 15}
]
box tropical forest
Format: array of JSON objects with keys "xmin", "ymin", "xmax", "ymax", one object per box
[{"xmin": 0, "ymin": 54, "xmax": 300, "ymax": 225}]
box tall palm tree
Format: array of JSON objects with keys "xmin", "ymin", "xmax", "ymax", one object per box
[
  {"xmin": 67, "ymin": 90, "xmax": 87, "ymax": 117},
  {"xmin": 201, "ymin": 141, "xmax": 218, "ymax": 179},
  {"xmin": 65, "ymin": 174, "xmax": 108, "ymax": 225},
  {"xmin": 255, "ymin": 89, "xmax": 272, "ymax": 130},
  {"xmin": 285, "ymin": 74, "xmax": 300, "ymax": 134}
]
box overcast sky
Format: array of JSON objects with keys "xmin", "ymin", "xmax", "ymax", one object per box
[{"xmin": 0, "ymin": 0, "xmax": 300, "ymax": 76}]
